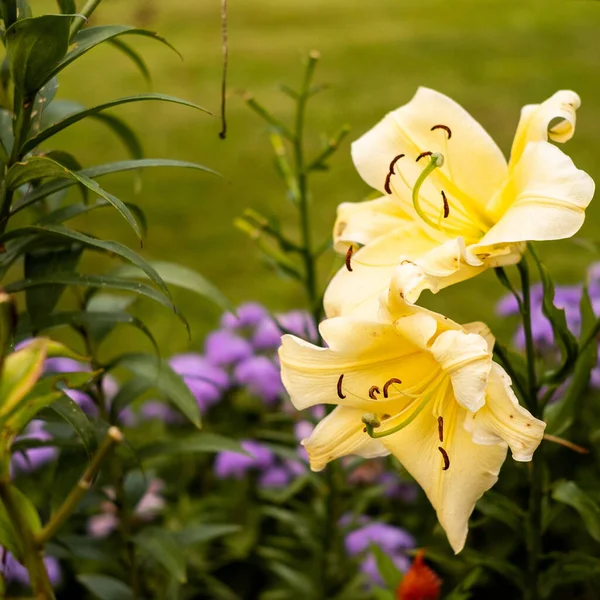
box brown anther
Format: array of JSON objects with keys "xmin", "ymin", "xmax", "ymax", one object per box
[
  {"xmin": 437, "ymin": 416, "xmax": 444, "ymax": 442},
  {"xmin": 337, "ymin": 374, "xmax": 346, "ymax": 399},
  {"xmin": 382, "ymin": 414, "xmax": 391, "ymax": 420},
  {"xmin": 416, "ymin": 151, "xmax": 432, "ymax": 162},
  {"xmin": 441, "ymin": 190, "xmax": 449, "ymax": 218},
  {"xmin": 431, "ymin": 124, "xmax": 452, "ymax": 139},
  {"xmin": 384, "ymin": 154, "xmax": 405, "ymax": 194},
  {"xmin": 383, "ymin": 378, "xmax": 402, "ymax": 398},
  {"xmin": 345, "ymin": 246, "xmax": 354, "ymax": 272},
  {"xmin": 368, "ymin": 386, "xmax": 381, "ymax": 399},
  {"xmin": 438, "ymin": 446, "xmax": 450, "ymax": 470}
]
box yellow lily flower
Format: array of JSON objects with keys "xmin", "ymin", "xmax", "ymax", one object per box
[
  {"xmin": 279, "ymin": 280, "xmax": 545, "ymax": 553},
  {"xmin": 325, "ymin": 88, "xmax": 595, "ymax": 317}
]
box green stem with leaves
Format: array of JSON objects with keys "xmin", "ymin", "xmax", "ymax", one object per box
[
  {"xmin": 517, "ymin": 254, "xmax": 543, "ymax": 600},
  {"xmin": 69, "ymin": 0, "xmax": 103, "ymax": 39}
]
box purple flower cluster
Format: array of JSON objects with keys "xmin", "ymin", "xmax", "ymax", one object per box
[
  {"xmin": 497, "ymin": 262, "xmax": 600, "ymax": 387},
  {"xmin": 1, "ymin": 549, "xmax": 61, "ymax": 587},
  {"xmin": 344, "ymin": 518, "xmax": 415, "ymax": 586},
  {"xmin": 214, "ymin": 440, "xmax": 306, "ymax": 488}
]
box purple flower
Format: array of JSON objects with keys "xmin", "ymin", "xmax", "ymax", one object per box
[
  {"xmin": 140, "ymin": 400, "xmax": 185, "ymax": 425},
  {"xmin": 234, "ymin": 356, "xmax": 283, "ymax": 404},
  {"xmin": 259, "ymin": 466, "xmax": 292, "ymax": 488},
  {"xmin": 221, "ymin": 302, "xmax": 268, "ymax": 329},
  {"xmin": 11, "ymin": 421, "xmax": 57, "ymax": 474},
  {"xmin": 170, "ymin": 353, "xmax": 229, "ymax": 411},
  {"xmin": 1, "ymin": 550, "xmax": 61, "ymax": 586},
  {"xmin": 278, "ymin": 310, "xmax": 317, "ymax": 340},
  {"xmin": 251, "ymin": 317, "xmax": 282, "ymax": 351},
  {"xmin": 359, "ymin": 552, "xmax": 410, "ymax": 586},
  {"xmin": 204, "ymin": 329, "xmax": 253, "ymax": 366},
  {"xmin": 214, "ymin": 440, "xmax": 274, "ymax": 479},
  {"xmin": 345, "ymin": 522, "xmax": 415, "ymax": 556},
  {"xmin": 376, "ymin": 472, "xmax": 418, "ymax": 502},
  {"xmin": 87, "ymin": 512, "xmax": 119, "ymax": 539}
]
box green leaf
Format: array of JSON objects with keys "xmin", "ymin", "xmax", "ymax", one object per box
[
  {"xmin": 23, "ymin": 243, "xmax": 83, "ymax": 322},
  {"xmin": 476, "ymin": 490, "xmax": 525, "ymax": 533},
  {"xmin": 0, "ymin": 224, "xmax": 171, "ymax": 300},
  {"xmin": 48, "ymin": 395, "xmax": 98, "ymax": 458},
  {"xmin": 446, "ymin": 568, "xmax": 485, "ymax": 600},
  {"xmin": 175, "ymin": 523, "xmax": 242, "ymax": 546},
  {"xmin": 22, "ymin": 93, "xmax": 209, "ymax": 156},
  {"xmin": 11, "ymin": 158, "xmax": 219, "ymax": 217},
  {"xmin": 369, "ymin": 543, "xmax": 403, "ymax": 589},
  {"xmin": 529, "ymin": 247, "xmax": 578, "ymax": 384},
  {"xmin": 0, "ymin": 485, "xmax": 42, "ymax": 558},
  {"xmin": 77, "ymin": 574, "xmax": 135, "ymax": 600},
  {"xmin": 112, "ymin": 260, "xmax": 231, "ymax": 312},
  {"xmin": 138, "ymin": 432, "xmax": 246, "ymax": 460},
  {"xmin": 113, "ymin": 354, "xmax": 200, "ymax": 428},
  {"xmin": 540, "ymin": 552, "xmax": 600, "ymax": 598},
  {"xmin": 6, "ymin": 271, "xmax": 189, "ymax": 334},
  {"xmin": 108, "ymin": 38, "xmax": 151, "ymax": 83},
  {"xmin": 6, "ymin": 15, "xmax": 72, "ymax": 97},
  {"xmin": 16, "ymin": 311, "xmax": 159, "ymax": 357},
  {"xmin": 545, "ymin": 288, "xmax": 598, "ymax": 436},
  {"xmin": 462, "ymin": 549, "xmax": 525, "ymax": 590},
  {"xmin": 133, "ymin": 527, "xmax": 187, "ymax": 583},
  {"xmin": 49, "ymin": 25, "xmax": 183, "ymax": 81},
  {"xmin": 6, "ymin": 157, "xmax": 143, "ymax": 240},
  {"xmin": 552, "ymin": 480, "xmax": 600, "ymax": 543},
  {"xmin": 109, "ymin": 377, "xmax": 152, "ymax": 422}
]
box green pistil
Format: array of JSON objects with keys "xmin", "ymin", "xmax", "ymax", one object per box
[
  {"xmin": 412, "ymin": 152, "xmax": 445, "ymax": 230},
  {"xmin": 362, "ymin": 395, "xmax": 431, "ymax": 439}
]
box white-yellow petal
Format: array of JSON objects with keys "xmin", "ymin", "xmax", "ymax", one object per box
[
  {"xmin": 430, "ymin": 329, "xmax": 491, "ymax": 412},
  {"xmin": 509, "ymin": 90, "xmax": 580, "ymax": 170},
  {"xmin": 324, "ymin": 223, "xmax": 439, "ymax": 318},
  {"xmin": 333, "ymin": 196, "xmax": 409, "ymax": 253},
  {"xmin": 351, "ymin": 87, "xmax": 508, "ymax": 210},
  {"xmin": 462, "ymin": 322, "xmax": 495, "ymax": 354},
  {"xmin": 464, "ymin": 363, "xmax": 545, "ymax": 462},
  {"xmin": 301, "ymin": 406, "xmax": 390, "ymax": 471},
  {"xmin": 477, "ymin": 142, "xmax": 594, "ymax": 249},
  {"xmin": 380, "ymin": 395, "xmax": 507, "ymax": 553}
]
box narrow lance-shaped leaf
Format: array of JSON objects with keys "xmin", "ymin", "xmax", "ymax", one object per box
[
  {"xmin": 0, "ymin": 224, "xmax": 171, "ymax": 300},
  {"xmin": 109, "ymin": 38, "xmax": 151, "ymax": 83},
  {"xmin": 11, "ymin": 159, "xmax": 220, "ymax": 217},
  {"xmin": 47, "ymin": 395, "xmax": 98, "ymax": 458},
  {"xmin": 21, "ymin": 93, "xmax": 210, "ymax": 156},
  {"xmin": 6, "ymin": 157, "xmax": 143, "ymax": 240},
  {"xmin": 6, "ymin": 15, "xmax": 71, "ymax": 97},
  {"xmin": 544, "ymin": 287, "xmax": 598, "ymax": 436},
  {"xmin": 552, "ymin": 480, "xmax": 600, "ymax": 543},
  {"xmin": 46, "ymin": 25, "xmax": 183, "ymax": 83},
  {"xmin": 132, "ymin": 527, "xmax": 187, "ymax": 584}
]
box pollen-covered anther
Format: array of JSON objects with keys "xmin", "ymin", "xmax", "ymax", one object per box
[
  {"xmin": 441, "ymin": 190, "xmax": 449, "ymax": 218},
  {"xmin": 416, "ymin": 151, "xmax": 432, "ymax": 162},
  {"xmin": 336, "ymin": 374, "xmax": 346, "ymax": 399},
  {"xmin": 383, "ymin": 377, "xmax": 402, "ymax": 398},
  {"xmin": 368, "ymin": 385, "xmax": 381, "ymax": 399},
  {"xmin": 361, "ymin": 412, "xmax": 381, "ymax": 428},
  {"xmin": 384, "ymin": 153, "xmax": 405, "ymax": 194},
  {"xmin": 438, "ymin": 446, "xmax": 450, "ymax": 470},
  {"xmin": 345, "ymin": 245, "xmax": 354, "ymax": 272},
  {"xmin": 437, "ymin": 416, "xmax": 444, "ymax": 442},
  {"xmin": 431, "ymin": 123, "xmax": 452, "ymax": 139}
]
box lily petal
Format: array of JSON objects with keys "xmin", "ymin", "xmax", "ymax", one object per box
[
  {"xmin": 462, "ymin": 322, "xmax": 495, "ymax": 353},
  {"xmin": 324, "ymin": 223, "xmax": 439, "ymax": 318},
  {"xmin": 430, "ymin": 329, "xmax": 491, "ymax": 412},
  {"xmin": 333, "ymin": 196, "xmax": 409, "ymax": 253},
  {"xmin": 477, "ymin": 142, "xmax": 594, "ymax": 249},
  {"xmin": 302, "ymin": 406, "xmax": 390, "ymax": 471},
  {"xmin": 381, "ymin": 392, "xmax": 507, "ymax": 553},
  {"xmin": 510, "ymin": 90, "xmax": 580, "ymax": 169},
  {"xmin": 351, "ymin": 87, "xmax": 507, "ymax": 218},
  {"xmin": 464, "ymin": 363, "xmax": 545, "ymax": 461}
]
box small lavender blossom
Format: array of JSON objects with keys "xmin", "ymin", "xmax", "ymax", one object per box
[
  {"xmin": 214, "ymin": 440, "xmax": 274, "ymax": 479},
  {"xmin": 11, "ymin": 421, "xmax": 57, "ymax": 474},
  {"xmin": 234, "ymin": 356, "xmax": 283, "ymax": 404},
  {"xmin": 140, "ymin": 400, "xmax": 185, "ymax": 425},
  {"xmin": 170, "ymin": 353, "xmax": 229, "ymax": 411},
  {"xmin": 259, "ymin": 466, "xmax": 292, "ymax": 488},
  {"xmin": 1, "ymin": 549, "xmax": 62, "ymax": 586},
  {"xmin": 251, "ymin": 317, "xmax": 282, "ymax": 351},
  {"xmin": 204, "ymin": 329, "xmax": 253, "ymax": 366},
  {"xmin": 221, "ymin": 302, "xmax": 268, "ymax": 329},
  {"xmin": 278, "ymin": 310, "xmax": 318, "ymax": 340}
]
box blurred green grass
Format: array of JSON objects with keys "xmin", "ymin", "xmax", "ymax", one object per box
[{"xmin": 38, "ymin": 0, "xmax": 600, "ymax": 354}]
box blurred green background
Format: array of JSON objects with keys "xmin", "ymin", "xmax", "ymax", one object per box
[{"xmin": 39, "ymin": 0, "xmax": 600, "ymax": 354}]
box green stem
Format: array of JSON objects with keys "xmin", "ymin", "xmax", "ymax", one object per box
[
  {"xmin": 294, "ymin": 51, "xmax": 321, "ymax": 326},
  {"xmin": 36, "ymin": 427, "xmax": 122, "ymax": 544},
  {"xmin": 69, "ymin": 0, "xmax": 103, "ymax": 39},
  {"xmin": 517, "ymin": 254, "xmax": 543, "ymax": 600},
  {"xmin": 0, "ymin": 481, "xmax": 54, "ymax": 599}
]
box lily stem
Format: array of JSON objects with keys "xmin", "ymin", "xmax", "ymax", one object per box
[{"xmin": 517, "ymin": 254, "xmax": 542, "ymax": 600}]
